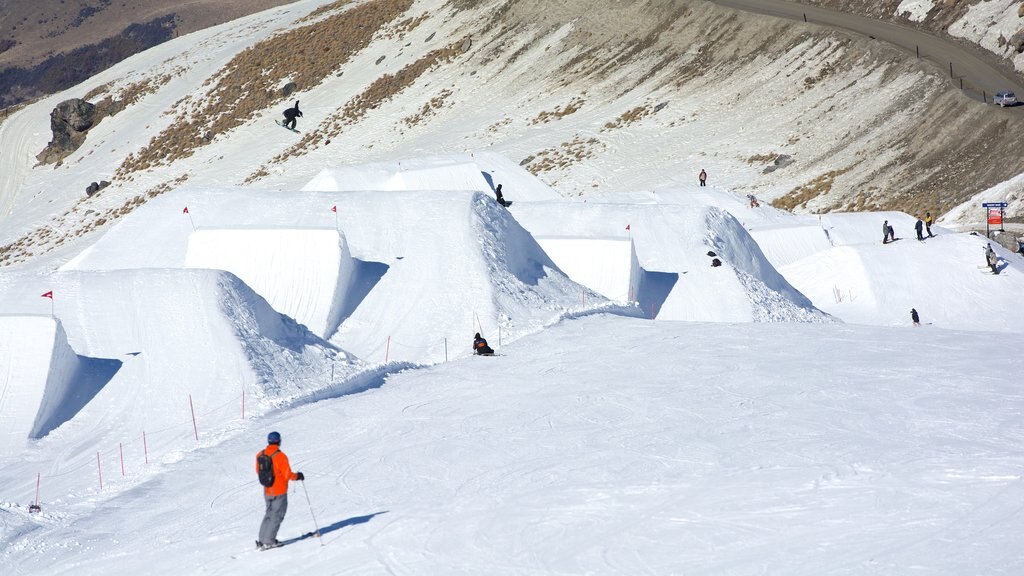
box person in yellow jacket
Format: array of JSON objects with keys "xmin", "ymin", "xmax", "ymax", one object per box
[{"xmin": 256, "ymin": 431, "xmax": 303, "ymax": 550}]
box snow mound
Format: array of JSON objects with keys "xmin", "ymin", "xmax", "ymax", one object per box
[
  {"xmin": 512, "ymin": 200, "xmax": 830, "ymax": 323},
  {"xmin": 301, "ymin": 152, "xmax": 562, "ymax": 202},
  {"xmin": 781, "ymin": 231, "xmax": 1024, "ymax": 331},
  {"xmin": 0, "ymin": 316, "xmax": 120, "ymax": 454},
  {"xmin": 185, "ymin": 228, "xmax": 356, "ymax": 339},
  {"xmin": 0, "ymin": 268, "xmax": 347, "ymax": 457},
  {"xmin": 329, "ymin": 192, "xmax": 615, "ymax": 363}
]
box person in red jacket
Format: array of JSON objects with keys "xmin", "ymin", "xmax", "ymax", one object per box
[{"xmin": 256, "ymin": 431, "xmax": 303, "ymax": 550}]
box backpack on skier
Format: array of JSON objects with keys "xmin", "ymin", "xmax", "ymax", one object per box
[{"xmin": 257, "ymin": 450, "xmax": 276, "ymax": 487}]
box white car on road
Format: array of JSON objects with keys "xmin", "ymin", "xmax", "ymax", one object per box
[{"xmin": 993, "ymin": 91, "xmax": 1016, "ymax": 107}]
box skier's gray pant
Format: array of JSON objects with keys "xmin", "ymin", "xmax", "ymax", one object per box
[{"xmin": 259, "ymin": 494, "xmax": 288, "ymax": 544}]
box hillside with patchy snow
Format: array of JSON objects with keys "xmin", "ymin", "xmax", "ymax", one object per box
[{"xmin": 2, "ymin": 0, "xmax": 1024, "ymax": 273}]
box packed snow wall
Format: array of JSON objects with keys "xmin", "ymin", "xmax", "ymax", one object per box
[{"xmin": 184, "ymin": 228, "xmax": 357, "ymax": 339}]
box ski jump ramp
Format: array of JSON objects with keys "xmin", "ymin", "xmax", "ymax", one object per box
[{"xmin": 184, "ymin": 228, "xmax": 356, "ymax": 339}]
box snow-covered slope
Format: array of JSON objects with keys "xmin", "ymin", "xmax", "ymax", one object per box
[
  {"xmin": 1, "ymin": 1, "xmax": 1023, "ymax": 573},
  {"xmin": 3, "ymin": 316, "xmax": 1023, "ymax": 574}
]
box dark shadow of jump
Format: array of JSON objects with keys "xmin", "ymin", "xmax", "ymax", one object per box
[
  {"xmin": 337, "ymin": 260, "xmax": 388, "ymax": 324},
  {"xmin": 31, "ymin": 355, "xmax": 122, "ymax": 439},
  {"xmin": 636, "ymin": 270, "xmax": 678, "ymax": 320}
]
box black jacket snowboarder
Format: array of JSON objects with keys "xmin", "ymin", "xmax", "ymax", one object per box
[
  {"xmin": 494, "ymin": 184, "xmax": 511, "ymax": 208},
  {"xmin": 282, "ymin": 100, "xmax": 303, "ymax": 129},
  {"xmin": 473, "ymin": 333, "xmax": 495, "ymax": 355},
  {"xmin": 911, "ymin": 308, "xmax": 920, "ymax": 326},
  {"xmin": 915, "ymin": 219, "xmax": 924, "ymax": 241}
]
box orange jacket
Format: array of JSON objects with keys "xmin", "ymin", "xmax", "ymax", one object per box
[{"xmin": 256, "ymin": 444, "xmax": 298, "ymax": 497}]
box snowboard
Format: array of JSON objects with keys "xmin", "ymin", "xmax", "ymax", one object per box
[{"xmin": 275, "ymin": 120, "xmax": 300, "ymax": 133}]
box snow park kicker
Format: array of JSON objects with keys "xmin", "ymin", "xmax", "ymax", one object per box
[
  {"xmin": 0, "ymin": 268, "xmax": 347, "ymax": 462},
  {"xmin": 0, "ymin": 316, "xmax": 120, "ymax": 455},
  {"xmin": 300, "ymin": 152, "xmax": 562, "ymax": 203},
  {"xmin": 512, "ymin": 200, "xmax": 830, "ymax": 323},
  {"xmin": 185, "ymin": 228, "xmax": 357, "ymax": 340}
]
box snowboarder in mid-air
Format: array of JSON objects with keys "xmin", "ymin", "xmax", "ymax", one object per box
[
  {"xmin": 256, "ymin": 431, "xmax": 304, "ymax": 550},
  {"xmin": 473, "ymin": 333, "xmax": 495, "ymax": 355},
  {"xmin": 281, "ymin": 100, "xmax": 302, "ymax": 130}
]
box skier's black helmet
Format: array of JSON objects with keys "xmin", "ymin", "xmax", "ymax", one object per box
[{"xmin": 267, "ymin": 431, "xmax": 281, "ymax": 445}]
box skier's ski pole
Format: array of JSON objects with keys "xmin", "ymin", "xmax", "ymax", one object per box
[{"xmin": 301, "ymin": 479, "xmax": 323, "ymax": 544}]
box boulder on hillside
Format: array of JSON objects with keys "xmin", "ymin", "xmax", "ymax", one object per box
[{"xmin": 36, "ymin": 98, "xmax": 98, "ymax": 165}]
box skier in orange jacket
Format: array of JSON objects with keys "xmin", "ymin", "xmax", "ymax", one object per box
[{"xmin": 256, "ymin": 431, "xmax": 303, "ymax": 550}]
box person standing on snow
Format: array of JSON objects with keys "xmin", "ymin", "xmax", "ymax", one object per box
[
  {"xmin": 911, "ymin": 308, "xmax": 920, "ymax": 327},
  {"xmin": 698, "ymin": 169, "xmax": 707, "ymax": 187},
  {"xmin": 256, "ymin": 431, "xmax": 303, "ymax": 550},
  {"xmin": 473, "ymin": 332, "xmax": 495, "ymax": 355},
  {"xmin": 985, "ymin": 243, "xmax": 999, "ymax": 274},
  {"xmin": 915, "ymin": 218, "xmax": 924, "ymax": 241},
  {"xmin": 882, "ymin": 220, "xmax": 895, "ymax": 244},
  {"xmin": 924, "ymin": 212, "xmax": 934, "ymax": 237},
  {"xmin": 282, "ymin": 100, "xmax": 303, "ymax": 130}
]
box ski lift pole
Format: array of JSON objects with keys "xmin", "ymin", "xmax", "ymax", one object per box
[{"xmin": 300, "ymin": 480, "xmax": 323, "ymax": 544}]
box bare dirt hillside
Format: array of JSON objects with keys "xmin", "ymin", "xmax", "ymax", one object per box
[{"xmin": 0, "ymin": 0, "xmax": 298, "ymax": 107}]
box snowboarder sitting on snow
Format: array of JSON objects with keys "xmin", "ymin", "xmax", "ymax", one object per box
[
  {"xmin": 473, "ymin": 333, "xmax": 495, "ymax": 355},
  {"xmin": 911, "ymin": 308, "xmax": 920, "ymax": 327},
  {"xmin": 882, "ymin": 220, "xmax": 895, "ymax": 244},
  {"xmin": 494, "ymin": 184, "xmax": 511, "ymax": 208},
  {"xmin": 746, "ymin": 194, "xmax": 760, "ymax": 208},
  {"xmin": 986, "ymin": 243, "xmax": 999, "ymax": 275},
  {"xmin": 256, "ymin": 431, "xmax": 304, "ymax": 550},
  {"xmin": 282, "ymin": 100, "xmax": 303, "ymax": 130}
]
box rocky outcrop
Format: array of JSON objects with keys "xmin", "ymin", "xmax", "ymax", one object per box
[{"xmin": 36, "ymin": 98, "xmax": 97, "ymax": 165}]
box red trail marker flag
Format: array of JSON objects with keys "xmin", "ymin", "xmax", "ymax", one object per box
[
  {"xmin": 182, "ymin": 207, "xmax": 189, "ymax": 214},
  {"xmin": 41, "ymin": 291, "xmax": 53, "ymax": 299}
]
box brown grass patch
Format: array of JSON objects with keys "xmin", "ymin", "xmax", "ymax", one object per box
[
  {"xmin": 602, "ymin": 104, "xmax": 653, "ymax": 131},
  {"xmin": 771, "ymin": 166, "xmax": 853, "ymax": 212},
  {"xmin": 523, "ymin": 135, "xmax": 603, "ymax": 175},
  {"xmin": 531, "ymin": 97, "xmax": 585, "ymax": 125},
  {"xmin": 403, "ymin": 88, "xmax": 453, "ymax": 127},
  {"xmin": 747, "ymin": 152, "xmax": 780, "ymax": 164}
]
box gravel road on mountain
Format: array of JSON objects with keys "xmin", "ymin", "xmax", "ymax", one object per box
[{"xmin": 709, "ymin": 0, "xmax": 1024, "ymax": 104}]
